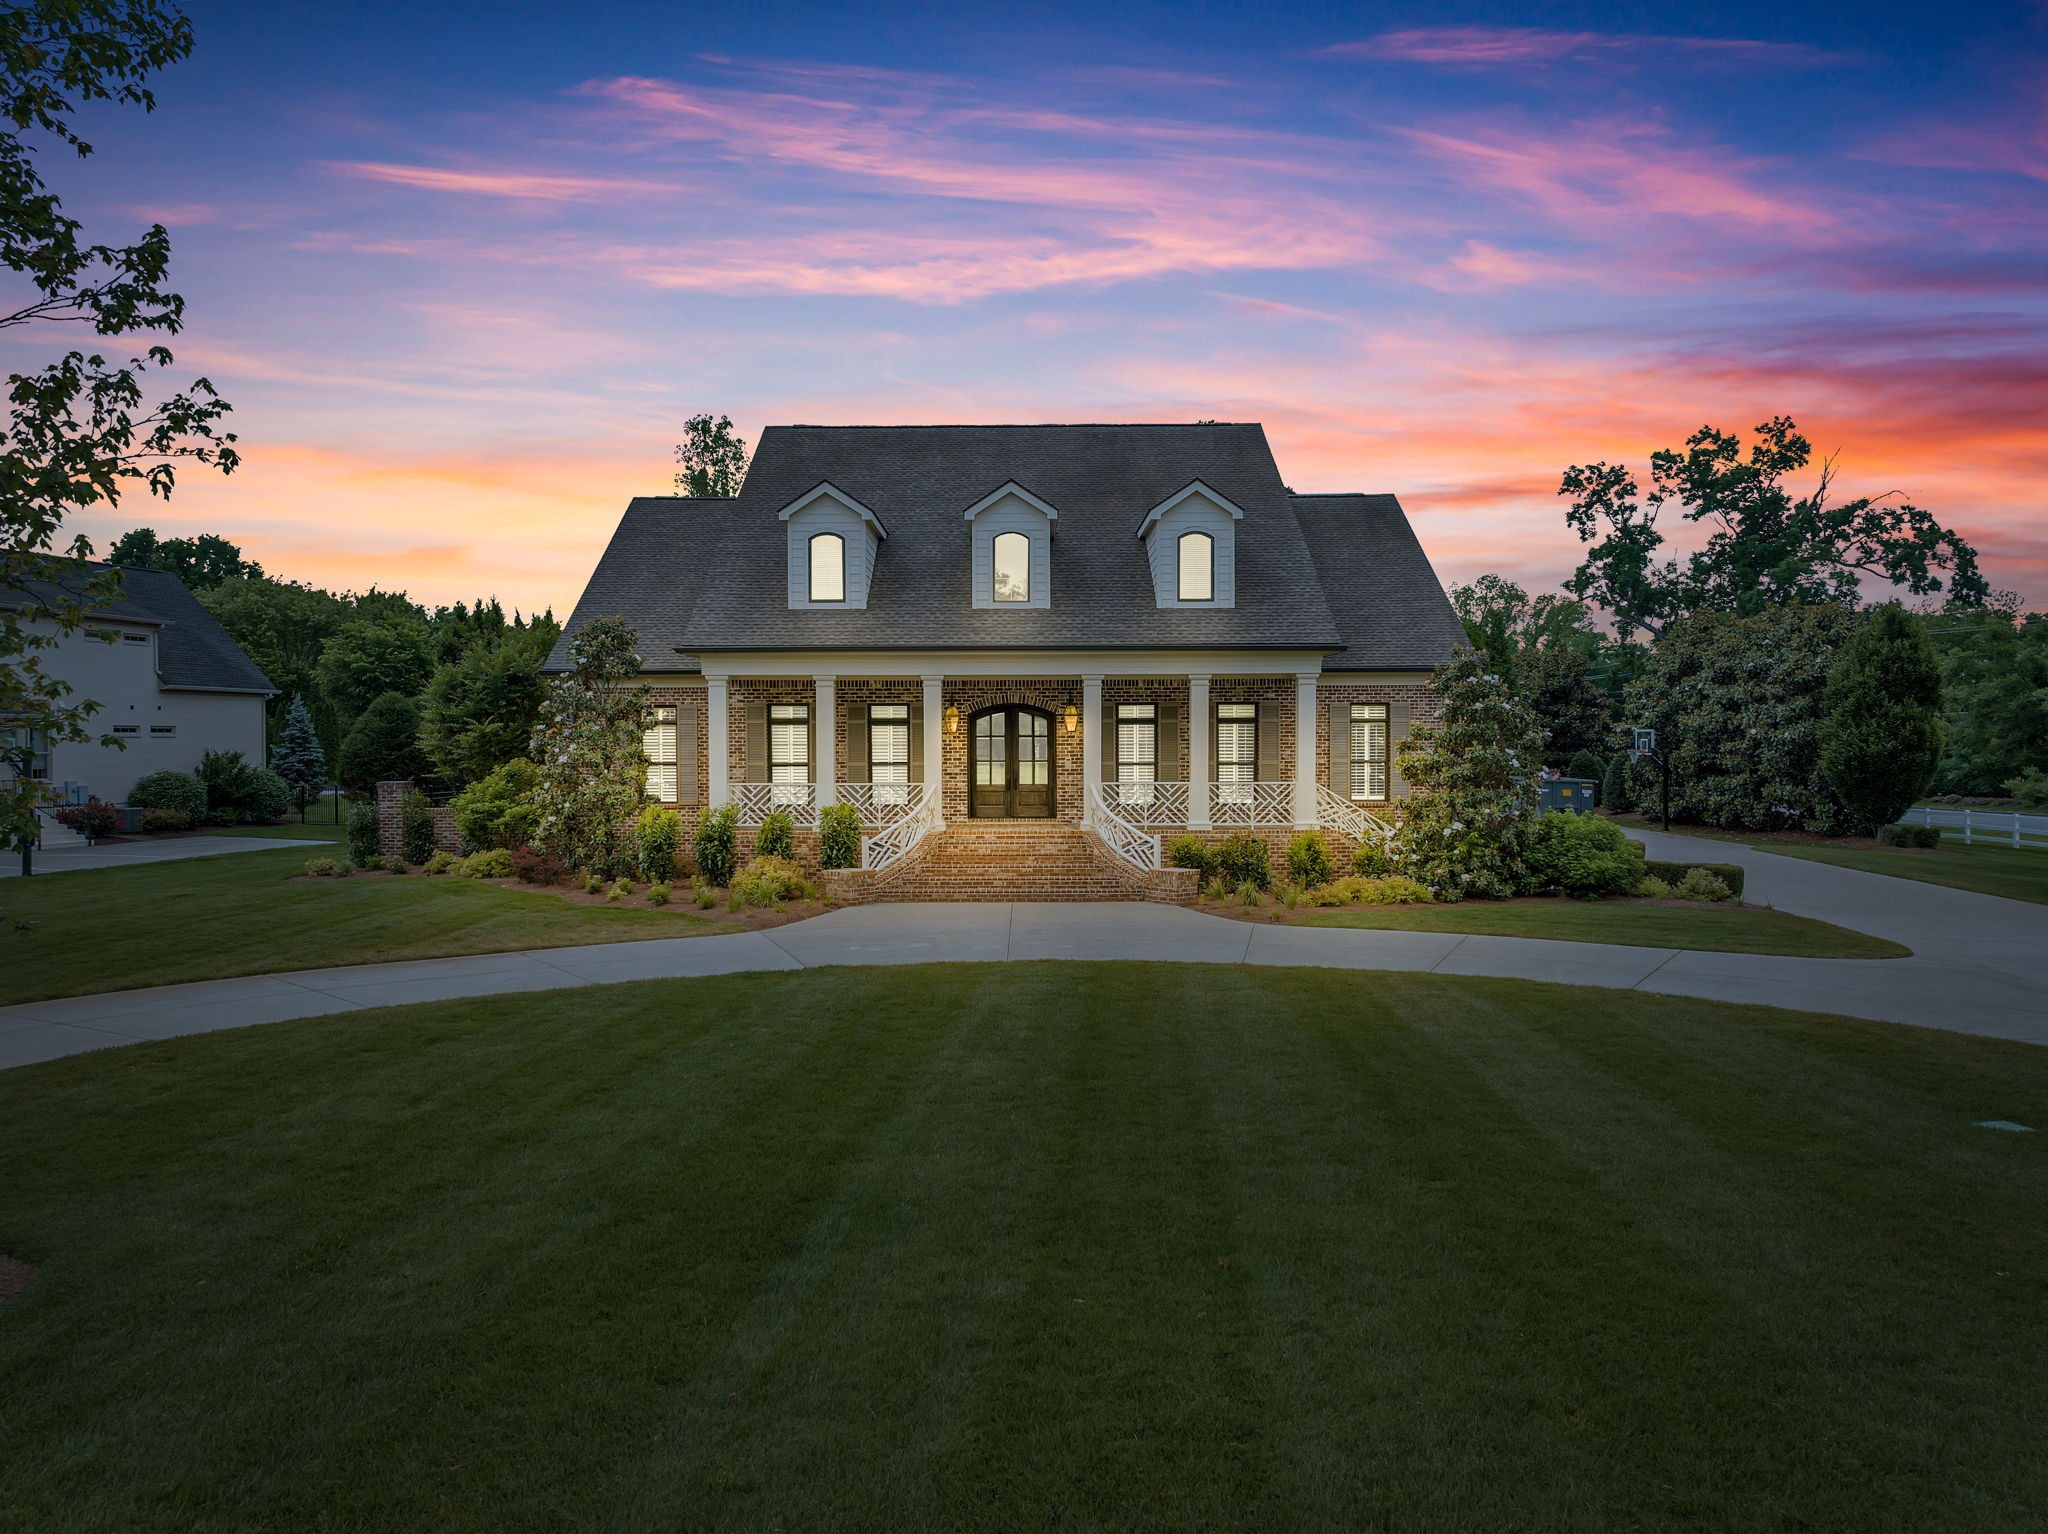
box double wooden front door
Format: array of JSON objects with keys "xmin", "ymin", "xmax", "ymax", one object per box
[{"xmin": 970, "ymin": 706, "xmax": 1055, "ymax": 818}]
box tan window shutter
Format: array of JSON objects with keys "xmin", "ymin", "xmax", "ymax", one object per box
[
  {"xmin": 1328, "ymin": 698, "xmax": 1347, "ymax": 796},
  {"xmin": 907, "ymin": 702, "xmax": 924, "ymax": 783},
  {"xmin": 1101, "ymin": 705, "xmax": 1118, "ymax": 784},
  {"xmin": 1256, "ymin": 699, "xmax": 1280, "ymax": 782},
  {"xmin": 678, "ymin": 697, "xmax": 700, "ymax": 803},
  {"xmin": 1390, "ymin": 698, "xmax": 1411, "ymax": 798},
  {"xmin": 1157, "ymin": 702, "xmax": 1180, "ymax": 781},
  {"xmin": 744, "ymin": 697, "xmax": 767, "ymax": 783},
  {"xmin": 845, "ymin": 703, "xmax": 868, "ymax": 781}
]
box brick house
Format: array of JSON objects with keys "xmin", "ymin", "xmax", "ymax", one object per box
[{"xmin": 547, "ymin": 423, "xmax": 1464, "ymax": 900}]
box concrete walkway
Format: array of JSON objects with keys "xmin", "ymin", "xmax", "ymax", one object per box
[
  {"xmin": 0, "ymin": 835, "xmax": 329, "ymax": 878},
  {"xmin": 3, "ymin": 831, "xmax": 2044, "ymax": 1069}
]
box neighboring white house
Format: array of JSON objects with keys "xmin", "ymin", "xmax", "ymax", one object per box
[
  {"xmin": 547, "ymin": 422, "xmax": 1468, "ymax": 901},
  {"xmin": 2, "ymin": 564, "xmax": 274, "ymax": 808}
]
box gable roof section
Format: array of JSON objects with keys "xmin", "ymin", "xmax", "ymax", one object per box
[
  {"xmin": 675, "ymin": 423, "xmax": 1342, "ymax": 652},
  {"xmin": 962, "ymin": 480, "xmax": 1060, "ymax": 523},
  {"xmin": 1135, "ymin": 479, "xmax": 1246, "ymax": 537},
  {"xmin": 1291, "ymin": 494, "xmax": 1466, "ymax": 670},
  {"xmin": 544, "ymin": 497, "xmax": 733, "ymax": 673},
  {"xmin": 3, "ymin": 563, "xmax": 274, "ymax": 694},
  {"xmin": 776, "ymin": 481, "xmax": 888, "ymax": 536}
]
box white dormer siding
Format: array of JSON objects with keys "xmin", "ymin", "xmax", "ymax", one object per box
[
  {"xmin": 779, "ymin": 483, "xmax": 887, "ymax": 609},
  {"xmin": 1138, "ymin": 481, "xmax": 1243, "ymax": 607},
  {"xmin": 963, "ymin": 482, "xmax": 1057, "ymax": 610}
]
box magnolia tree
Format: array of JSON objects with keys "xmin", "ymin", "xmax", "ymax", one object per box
[
  {"xmin": 1394, "ymin": 650, "xmax": 1545, "ymax": 900},
  {"xmin": 529, "ymin": 616, "xmax": 646, "ymax": 874}
]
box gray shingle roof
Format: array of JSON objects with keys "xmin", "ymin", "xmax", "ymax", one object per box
[
  {"xmin": 1292, "ymin": 494, "xmax": 1466, "ymax": 669},
  {"xmin": 551, "ymin": 424, "xmax": 1463, "ymax": 674},
  {"xmin": 5, "ymin": 563, "xmax": 275, "ymax": 694}
]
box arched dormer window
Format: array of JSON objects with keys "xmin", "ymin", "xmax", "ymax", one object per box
[
  {"xmin": 992, "ymin": 530, "xmax": 1030, "ymax": 602},
  {"xmin": 1177, "ymin": 530, "xmax": 1213, "ymax": 601},
  {"xmin": 809, "ymin": 531, "xmax": 845, "ymax": 602}
]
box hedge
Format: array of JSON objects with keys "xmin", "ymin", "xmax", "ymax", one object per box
[{"xmin": 1642, "ymin": 859, "xmax": 1745, "ymax": 899}]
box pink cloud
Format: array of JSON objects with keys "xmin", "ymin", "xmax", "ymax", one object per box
[
  {"xmin": 331, "ymin": 160, "xmax": 688, "ymax": 202},
  {"xmin": 1322, "ymin": 27, "xmax": 1843, "ymax": 68}
]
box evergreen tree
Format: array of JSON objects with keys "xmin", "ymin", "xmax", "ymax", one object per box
[
  {"xmin": 1602, "ymin": 753, "xmax": 1635, "ymax": 815},
  {"xmin": 269, "ymin": 694, "xmax": 326, "ymax": 819},
  {"xmin": 1565, "ymin": 749, "xmax": 1604, "ymax": 783},
  {"xmin": 335, "ymin": 691, "xmax": 430, "ymax": 793},
  {"xmin": 419, "ymin": 638, "xmax": 548, "ymax": 785},
  {"xmin": 1819, "ymin": 603, "xmax": 1945, "ymax": 833},
  {"xmin": 1394, "ymin": 650, "xmax": 1546, "ymax": 900},
  {"xmin": 529, "ymin": 617, "xmax": 647, "ymax": 874}
]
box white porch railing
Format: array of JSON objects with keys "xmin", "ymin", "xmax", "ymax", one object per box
[
  {"xmin": 861, "ymin": 782, "xmax": 942, "ymax": 871},
  {"xmin": 1900, "ymin": 805, "xmax": 2048, "ymax": 851},
  {"xmin": 1207, "ymin": 780, "xmax": 1297, "ymax": 828},
  {"xmin": 1105, "ymin": 780, "xmax": 1191, "ymax": 827},
  {"xmin": 836, "ymin": 781, "xmax": 919, "ymax": 828},
  {"xmin": 1316, "ymin": 784, "xmax": 1398, "ymax": 848},
  {"xmin": 733, "ymin": 781, "xmax": 818, "ymax": 827},
  {"xmin": 1086, "ymin": 783, "xmax": 1161, "ymax": 872}
]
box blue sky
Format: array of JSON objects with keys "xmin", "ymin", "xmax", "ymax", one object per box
[{"xmin": 39, "ymin": 0, "xmax": 2047, "ymax": 613}]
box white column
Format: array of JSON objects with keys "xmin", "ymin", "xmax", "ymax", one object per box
[
  {"xmin": 1186, "ymin": 674, "xmax": 1211, "ymax": 829},
  {"xmin": 706, "ymin": 673, "xmax": 730, "ymax": 809},
  {"xmin": 1294, "ymin": 670, "xmax": 1319, "ymax": 829},
  {"xmin": 813, "ymin": 674, "xmax": 836, "ymax": 808},
  {"xmin": 1082, "ymin": 674, "xmax": 1104, "ymax": 812},
  {"xmin": 921, "ymin": 673, "xmax": 944, "ymax": 803}
]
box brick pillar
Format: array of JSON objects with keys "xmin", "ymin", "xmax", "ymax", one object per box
[{"xmin": 374, "ymin": 779, "xmax": 411, "ymax": 857}]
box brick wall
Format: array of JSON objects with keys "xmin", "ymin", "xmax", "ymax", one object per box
[
  {"xmin": 938, "ymin": 679, "xmax": 1084, "ymax": 821},
  {"xmin": 1313, "ymin": 681, "xmax": 1439, "ymax": 807},
  {"xmin": 374, "ymin": 779, "xmax": 461, "ymax": 858}
]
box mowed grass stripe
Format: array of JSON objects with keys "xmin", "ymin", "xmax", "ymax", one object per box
[{"xmin": 2, "ymin": 964, "xmax": 2046, "ymax": 1530}]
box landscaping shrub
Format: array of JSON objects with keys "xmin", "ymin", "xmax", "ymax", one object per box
[
  {"xmin": 345, "ymin": 800, "xmax": 380, "ymax": 866},
  {"xmin": 303, "ymin": 857, "xmax": 345, "ymax": 878},
  {"xmin": 2007, "ymin": 768, "xmax": 2048, "ymax": 809},
  {"xmin": 336, "ymin": 690, "xmax": 430, "ymax": 794},
  {"xmin": 453, "ymin": 848, "xmax": 511, "ymax": 879},
  {"xmin": 1639, "ymin": 857, "xmax": 1746, "ymax": 899},
  {"xmin": 1819, "ymin": 603, "xmax": 1945, "ymax": 834},
  {"xmin": 243, "ymin": 768, "xmax": 291, "ymax": 824},
  {"xmin": 604, "ymin": 876, "xmax": 634, "ymax": 901},
  {"xmin": 452, "ymin": 759, "xmax": 541, "ymax": 852},
  {"xmin": 139, "ymin": 807, "xmax": 190, "ymax": 834},
  {"xmin": 648, "ymin": 881, "xmax": 671, "ymax": 906},
  {"xmin": 1213, "ymin": 834, "xmax": 1270, "ymax": 891},
  {"xmin": 693, "ymin": 804, "xmax": 739, "ymax": 886},
  {"xmin": 196, "ymin": 748, "xmax": 257, "ymax": 816},
  {"xmin": 1565, "ymin": 749, "xmax": 1605, "ymax": 787},
  {"xmin": 398, "ymin": 789, "xmax": 438, "ymax": 866},
  {"xmin": 1602, "ymin": 753, "xmax": 1635, "ymax": 815},
  {"xmin": 528, "ymin": 617, "xmax": 645, "ymax": 875},
  {"xmin": 1237, "ymin": 882, "xmax": 1263, "ymax": 906},
  {"xmin": 692, "ymin": 877, "xmax": 716, "ymax": 909},
  {"xmin": 1284, "ymin": 831, "xmax": 1334, "ymax": 889},
  {"xmin": 422, "ymin": 850, "xmax": 462, "ymax": 875},
  {"xmin": 509, "ymin": 844, "xmax": 568, "ymax": 886},
  {"xmin": 1349, "ymin": 840, "xmax": 1393, "ymax": 877},
  {"xmin": 730, "ymin": 854, "xmax": 815, "ymax": 908},
  {"xmin": 1635, "ymin": 875, "xmax": 1675, "ymax": 899},
  {"xmin": 818, "ymin": 803, "xmax": 861, "ymax": 869},
  {"xmin": 755, "ymin": 809, "xmax": 797, "ymax": 861},
  {"xmin": 1166, "ymin": 834, "xmax": 1216, "ymax": 879},
  {"xmin": 1351, "ymin": 874, "xmax": 1433, "ymax": 905},
  {"xmin": 1396, "ymin": 649, "xmax": 1545, "ymax": 899},
  {"xmin": 52, "ymin": 797, "xmax": 122, "ymax": 840},
  {"xmin": 1200, "ymin": 876, "xmax": 1229, "ymax": 903},
  {"xmin": 201, "ymin": 808, "xmax": 237, "ymax": 827},
  {"xmin": 128, "ymin": 769, "xmax": 205, "ymax": 821},
  {"xmin": 1880, "ymin": 822, "xmax": 1942, "ymax": 849},
  {"xmin": 582, "ymin": 872, "xmax": 605, "ymax": 895},
  {"xmin": 1675, "ymin": 867, "xmax": 1735, "ymax": 903},
  {"xmin": 636, "ymin": 804, "xmax": 684, "ymax": 883},
  {"xmin": 378, "ymin": 856, "xmax": 409, "ymax": 874},
  {"xmin": 1523, "ymin": 811, "xmax": 1645, "ymax": 898}
]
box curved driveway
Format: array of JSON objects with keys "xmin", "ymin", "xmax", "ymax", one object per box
[{"xmin": 3, "ymin": 831, "xmax": 2043, "ymax": 1069}]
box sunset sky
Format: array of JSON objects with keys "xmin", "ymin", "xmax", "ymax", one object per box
[{"xmin": 38, "ymin": 0, "xmax": 2048, "ymax": 615}]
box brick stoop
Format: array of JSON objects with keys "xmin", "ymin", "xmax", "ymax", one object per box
[{"xmin": 825, "ymin": 819, "xmax": 1198, "ymax": 904}]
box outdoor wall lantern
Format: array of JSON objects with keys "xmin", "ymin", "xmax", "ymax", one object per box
[
  {"xmin": 943, "ymin": 704, "xmax": 960, "ymax": 735},
  {"xmin": 1062, "ymin": 704, "xmax": 1079, "ymax": 733}
]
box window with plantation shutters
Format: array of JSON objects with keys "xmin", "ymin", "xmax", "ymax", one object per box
[
  {"xmin": 770, "ymin": 704, "xmax": 809, "ymax": 800},
  {"xmin": 869, "ymin": 703, "xmax": 909, "ymax": 805},
  {"xmin": 1350, "ymin": 703, "xmax": 1388, "ymax": 801},
  {"xmin": 1115, "ymin": 703, "xmax": 1156, "ymax": 808},
  {"xmin": 1217, "ymin": 701, "xmax": 1256, "ymax": 802},
  {"xmin": 643, "ymin": 706, "xmax": 678, "ymax": 801}
]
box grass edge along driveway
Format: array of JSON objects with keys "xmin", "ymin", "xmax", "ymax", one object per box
[
  {"xmin": 0, "ymin": 962, "xmax": 2044, "ymax": 1530},
  {"xmin": 1290, "ymin": 896, "xmax": 1904, "ymax": 957}
]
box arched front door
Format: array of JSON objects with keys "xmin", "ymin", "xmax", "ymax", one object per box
[{"xmin": 970, "ymin": 706, "xmax": 1055, "ymax": 818}]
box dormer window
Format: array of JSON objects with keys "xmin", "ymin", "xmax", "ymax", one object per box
[
  {"xmin": 992, "ymin": 531, "xmax": 1030, "ymax": 602},
  {"xmin": 809, "ymin": 532, "xmax": 845, "ymax": 602},
  {"xmin": 1177, "ymin": 530, "xmax": 1213, "ymax": 601}
]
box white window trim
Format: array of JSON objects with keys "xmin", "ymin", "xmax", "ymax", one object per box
[{"xmin": 808, "ymin": 531, "xmax": 846, "ymax": 603}]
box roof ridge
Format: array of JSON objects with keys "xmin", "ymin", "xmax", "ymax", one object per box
[{"xmin": 768, "ymin": 421, "xmax": 1261, "ymax": 431}]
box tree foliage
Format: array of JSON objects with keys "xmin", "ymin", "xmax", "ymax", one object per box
[
  {"xmin": 1449, "ymin": 574, "xmax": 1610, "ymax": 763},
  {"xmin": 419, "ymin": 636, "xmax": 547, "ymax": 785},
  {"xmin": 1818, "ymin": 604, "xmax": 1945, "ymax": 833},
  {"xmin": 268, "ymin": 693, "xmax": 325, "ymax": 816},
  {"xmin": 1561, "ymin": 418, "xmax": 1987, "ymax": 640},
  {"xmin": 335, "ymin": 690, "xmax": 429, "ymax": 793},
  {"xmin": 107, "ymin": 525, "xmax": 259, "ymax": 587},
  {"xmin": 0, "ymin": 0, "xmax": 235, "ymax": 852},
  {"xmin": 315, "ymin": 616, "xmax": 434, "ymax": 736},
  {"xmin": 673, "ymin": 412, "xmax": 749, "ymax": 498},
  {"xmin": 529, "ymin": 617, "xmax": 646, "ymax": 874},
  {"xmin": 1394, "ymin": 650, "xmax": 1545, "ymax": 900},
  {"xmin": 1923, "ymin": 604, "xmax": 2048, "ymax": 795}
]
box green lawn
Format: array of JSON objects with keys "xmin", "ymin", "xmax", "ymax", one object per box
[
  {"xmin": 1759, "ymin": 839, "xmax": 2048, "ymax": 905},
  {"xmin": 1, "ymin": 964, "xmax": 2043, "ymax": 1529},
  {"xmin": 1294, "ymin": 897, "xmax": 1906, "ymax": 957},
  {"xmin": 0, "ymin": 842, "xmax": 733, "ymax": 1005}
]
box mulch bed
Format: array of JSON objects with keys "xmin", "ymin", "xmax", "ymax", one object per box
[
  {"xmin": 0, "ymin": 1254, "xmax": 38, "ymax": 1306},
  {"xmin": 286, "ymin": 869, "xmax": 832, "ymax": 930}
]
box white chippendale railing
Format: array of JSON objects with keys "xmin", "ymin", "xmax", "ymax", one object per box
[
  {"xmin": 1106, "ymin": 779, "xmax": 1191, "ymax": 827},
  {"xmin": 1207, "ymin": 780, "xmax": 1296, "ymax": 828},
  {"xmin": 861, "ymin": 782, "xmax": 942, "ymax": 871},
  {"xmin": 1087, "ymin": 783, "xmax": 1162, "ymax": 872},
  {"xmin": 837, "ymin": 780, "xmax": 919, "ymax": 828},
  {"xmin": 733, "ymin": 781, "xmax": 818, "ymax": 828},
  {"xmin": 1316, "ymin": 784, "xmax": 1398, "ymax": 849}
]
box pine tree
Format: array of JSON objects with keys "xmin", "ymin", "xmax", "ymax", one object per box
[
  {"xmin": 1818, "ymin": 603, "xmax": 1945, "ymax": 834},
  {"xmin": 529, "ymin": 617, "xmax": 647, "ymax": 874},
  {"xmin": 1395, "ymin": 650, "xmax": 1546, "ymax": 900},
  {"xmin": 270, "ymin": 694, "xmax": 327, "ymax": 820}
]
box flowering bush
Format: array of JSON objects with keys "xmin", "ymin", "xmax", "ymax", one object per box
[
  {"xmin": 53, "ymin": 797, "xmax": 122, "ymax": 840},
  {"xmin": 530, "ymin": 617, "xmax": 647, "ymax": 875},
  {"xmin": 1395, "ymin": 650, "xmax": 1544, "ymax": 900}
]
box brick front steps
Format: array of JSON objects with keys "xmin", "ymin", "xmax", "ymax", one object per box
[{"xmin": 821, "ymin": 819, "xmax": 1199, "ymax": 905}]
